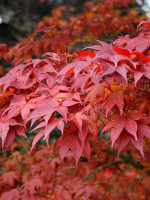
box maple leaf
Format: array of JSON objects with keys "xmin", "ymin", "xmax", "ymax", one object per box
[
  {"xmin": 101, "ymin": 112, "xmax": 138, "ymax": 147},
  {"xmin": 0, "ymin": 63, "xmax": 28, "ymax": 90},
  {"xmin": 88, "ymin": 41, "xmax": 123, "ymax": 68},
  {"xmin": 1, "ymin": 171, "xmax": 20, "ymax": 187},
  {"xmin": 136, "ymin": 21, "xmax": 150, "ymax": 30},
  {"xmin": 45, "ymin": 118, "xmax": 64, "ymax": 138},
  {"xmin": 0, "ymin": 87, "xmax": 15, "ymax": 104},
  {"xmin": 72, "ymin": 50, "xmax": 96, "ymax": 59},
  {"xmin": 123, "ymin": 32, "xmax": 150, "ymax": 52},
  {"xmin": 56, "ymin": 113, "xmax": 92, "ymax": 164},
  {"xmin": 87, "ymin": 41, "xmax": 114, "ymax": 55},
  {"xmin": 5, "ymin": 126, "xmax": 26, "ymax": 148},
  {"xmin": 0, "ymin": 117, "xmax": 24, "ymax": 147},
  {"xmin": 29, "ymin": 93, "xmax": 81, "ymax": 136},
  {"xmin": 117, "ymin": 121, "xmax": 150, "ymax": 156},
  {"xmin": 3, "ymin": 95, "xmax": 33, "ymax": 122},
  {"xmin": 28, "ymin": 99, "xmax": 60, "ymax": 123},
  {"xmin": 114, "ymin": 47, "xmax": 150, "ymax": 64},
  {"xmin": 87, "ymin": 43, "xmax": 131, "ymax": 82},
  {"xmin": 59, "ymin": 131, "xmax": 83, "ymax": 165},
  {"xmin": 0, "ymin": 189, "xmax": 19, "ymax": 200},
  {"xmin": 21, "ymin": 178, "xmax": 45, "ymax": 197},
  {"xmin": 74, "ymin": 185, "xmax": 98, "ymax": 200},
  {"xmin": 30, "ymin": 117, "xmax": 64, "ymax": 152},
  {"xmin": 132, "ymin": 64, "xmax": 150, "ymax": 85},
  {"xmin": 65, "ymin": 67, "xmax": 75, "ymax": 75},
  {"xmin": 114, "ymin": 47, "xmax": 131, "ymax": 57},
  {"xmin": 58, "ymin": 60, "xmax": 89, "ymax": 77},
  {"xmin": 70, "ymin": 73, "xmax": 92, "ymax": 92},
  {"xmin": 102, "ymin": 111, "xmax": 150, "ymax": 156},
  {"xmin": 84, "ymin": 82, "xmax": 108, "ymax": 106},
  {"xmin": 102, "ymin": 82, "xmax": 125, "ymax": 117}
]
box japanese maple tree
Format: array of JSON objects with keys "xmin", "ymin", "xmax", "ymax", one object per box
[
  {"xmin": 0, "ymin": 19, "xmax": 150, "ymax": 163},
  {"xmin": 0, "ymin": 0, "xmax": 150, "ymax": 199}
]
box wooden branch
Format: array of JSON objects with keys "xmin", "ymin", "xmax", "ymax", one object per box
[{"xmin": 83, "ymin": 160, "xmax": 123, "ymax": 182}]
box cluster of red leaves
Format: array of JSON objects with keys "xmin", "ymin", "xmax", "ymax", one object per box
[
  {"xmin": 0, "ymin": 0, "xmax": 147, "ymax": 67},
  {"xmin": 0, "ymin": 0, "xmax": 150, "ymax": 198},
  {"xmin": 1, "ymin": 139, "xmax": 150, "ymax": 200},
  {"xmin": 0, "ymin": 20, "xmax": 150, "ymax": 165}
]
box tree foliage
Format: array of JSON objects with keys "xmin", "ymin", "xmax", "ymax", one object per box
[
  {"xmin": 0, "ymin": 0, "xmax": 150, "ymax": 199},
  {"xmin": 0, "ymin": 0, "xmax": 147, "ymax": 67},
  {"xmin": 1, "ymin": 19, "xmax": 150, "ymax": 163},
  {"xmin": 1, "ymin": 140, "xmax": 150, "ymax": 200}
]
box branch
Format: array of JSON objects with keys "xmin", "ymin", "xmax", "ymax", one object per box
[
  {"xmin": 102, "ymin": 149, "xmax": 144, "ymax": 170},
  {"xmin": 83, "ymin": 148, "xmax": 145, "ymax": 182},
  {"xmin": 83, "ymin": 160, "xmax": 123, "ymax": 182}
]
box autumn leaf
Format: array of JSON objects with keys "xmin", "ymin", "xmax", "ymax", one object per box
[
  {"xmin": 136, "ymin": 20, "xmax": 150, "ymax": 30},
  {"xmin": 1, "ymin": 171, "xmax": 20, "ymax": 187},
  {"xmin": 102, "ymin": 83, "xmax": 125, "ymax": 117},
  {"xmin": 65, "ymin": 67, "xmax": 75, "ymax": 75},
  {"xmin": 21, "ymin": 178, "xmax": 45, "ymax": 197},
  {"xmin": 114, "ymin": 47, "xmax": 130, "ymax": 57},
  {"xmin": 0, "ymin": 189, "xmax": 19, "ymax": 200},
  {"xmin": 0, "ymin": 117, "xmax": 24, "ymax": 147},
  {"xmin": 101, "ymin": 112, "xmax": 138, "ymax": 147}
]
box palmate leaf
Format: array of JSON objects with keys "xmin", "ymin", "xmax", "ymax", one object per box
[
  {"xmin": 84, "ymin": 82, "xmax": 108, "ymax": 106},
  {"xmin": 55, "ymin": 120, "xmax": 91, "ymax": 165},
  {"xmin": 105, "ymin": 90, "xmax": 124, "ymax": 117},
  {"xmin": 0, "ymin": 117, "xmax": 24, "ymax": 147},
  {"xmin": 58, "ymin": 61, "xmax": 89, "ymax": 77},
  {"xmin": 133, "ymin": 65, "xmax": 150, "ymax": 85},
  {"xmin": 58, "ymin": 131, "xmax": 83, "ymax": 165},
  {"xmin": 0, "ymin": 189, "xmax": 19, "ymax": 200},
  {"xmin": 21, "ymin": 178, "xmax": 45, "ymax": 197},
  {"xmin": 102, "ymin": 112, "xmax": 150, "ymax": 156},
  {"xmin": 1, "ymin": 171, "xmax": 20, "ymax": 187},
  {"xmin": 58, "ymin": 132, "xmax": 92, "ymax": 165},
  {"xmin": 101, "ymin": 83, "xmax": 126, "ymax": 117},
  {"xmin": 102, "ymin": 113, "xmax": 137, "ymax": 146}
]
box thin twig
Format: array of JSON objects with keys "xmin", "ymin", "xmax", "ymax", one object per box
[{"xmin": 83, "ymin": 160, "xmax": 123, "ymax": 182}]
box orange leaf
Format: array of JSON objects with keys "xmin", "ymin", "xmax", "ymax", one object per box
[
  {"xmin": 0, "ymin": 87, "xmax": 15, "ymax": 102},
  {"xmin": 114, "ymin": 47, "xmax": 130, "ymax": 57},
  {"xmin": 65, "ymin": 67, "xmax": 75, "ymax": 75}
]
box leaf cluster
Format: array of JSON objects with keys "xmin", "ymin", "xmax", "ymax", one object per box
[
  {"xmin": 0, "ymin": 20, "xmax": 150, "ymax": 164},
  {"xmin": 0, "ymin": 0, "xmax": 147, "ymax": 67},
  {"xmin": 1, "ymin": 139, "xmax": 150, "ymax": 199}
]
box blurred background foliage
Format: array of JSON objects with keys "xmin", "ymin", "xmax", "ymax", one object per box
[
  {"xmin": 0, "ymin": 0, "xmax": 88, "ymax": 44},
  {"xmin": 0, "ymin": 0, "xmax": 149, "ymax": 72},
  {"xmin": 0, "ymin": 0, "xmax": 149, "ymax": 44}
]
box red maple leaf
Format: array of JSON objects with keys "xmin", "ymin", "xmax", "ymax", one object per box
[
  {"xmin": 0, "ymin": 117, "xmax": 24, "ymax": 147},
  {"xmin": 72, "ymin": 50, "xmax": 96, "ymax": 59},
  {"xmin": 102, "ymin": 112, "xmax": 150, "ymax": 156},
  {"xmin": 0, "ymin": 189, "xmax": 19, "ymax": 200},
  {"xmin": 136, "ymin": 21, "xmax": 150, "ymax": 30},
  {"xmin": 1, "ymin": 171, "xmax": 20, "ymax": 187},
  {"xmin": 21, "ymin": 178, "xmax": 45, "ymax": 197}
]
